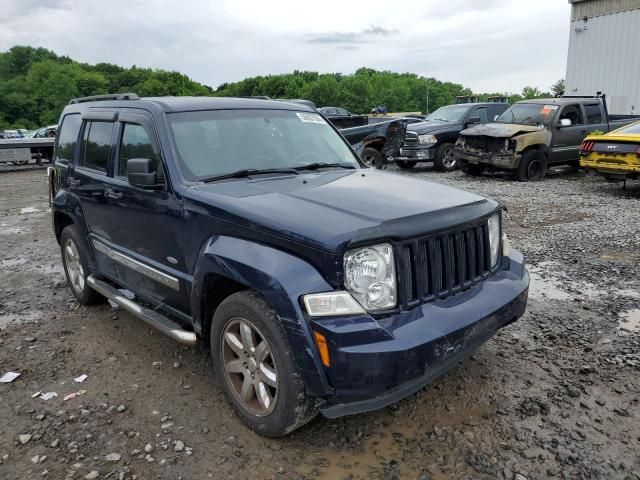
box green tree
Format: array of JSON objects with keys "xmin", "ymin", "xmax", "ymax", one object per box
[{"xmin": 550, "ymin": 79, "xmax": 565, "ymax": 97}]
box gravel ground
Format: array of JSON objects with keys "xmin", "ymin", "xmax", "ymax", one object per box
[{"xmin": 0, "ymin": 166, "xmax": 639, "ymax": 480}]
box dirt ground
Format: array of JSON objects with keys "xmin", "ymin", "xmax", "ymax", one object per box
[{"xmin": 1, "ymin": 166, "xmax": 639, "ymax": 480}]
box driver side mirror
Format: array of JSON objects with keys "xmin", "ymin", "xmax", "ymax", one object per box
[
  {"xmin": 493, "ymin": 114, "xmax": 499, "ymax": 121},
  {"xmin": 467, "ymin": 116, "xmax": 481, "ymax": 126},
  {"xmin": 127, "ymin": 158, "xmax": 159, "ymax": 188},
  {"xmin": 559, "ymin": 118, "xmax": 572, "ymax": 127}
]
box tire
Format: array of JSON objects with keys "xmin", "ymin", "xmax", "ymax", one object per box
[
  {"xmin": 459, "ymin": 159, "xmax": 486, "ymax": 176},
  {"xmin": 362, "ymin": 147, "xmax": 384, "ymax": 169},
  {"xmin": 434, "ymin": 143, "xmax": 457, "ymax": 171},
  {"xmin": 396, "ymin": 160, "xmax": 417, "ymax": 169},
  {"xmin": 211, "ymin": 290, "xmax": 318, "ymax": 437},
  {"xmin": 60, "ymin": 225, "xmax": 104, "ymax": 305},
  {"xmin": 11, "ymin": 160, "xmax": 29, "ymax": 166},
  {"xmin": 516, "ymin": 150, "xmax": 548, "ymax": 182}
]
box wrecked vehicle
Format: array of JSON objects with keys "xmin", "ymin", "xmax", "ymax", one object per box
[
  {"xmin": 454, "ymin": 96, "xmax": 640, "ymax": 181},
  {"xmin": 580, "ymin": 120, "xmax": 640, "ymax": 183},
  {"xmin": 50, "ymin": 93, "xmax": 529, "ymax": 436},
  {"xmin": 396, "ymin": 102, "xmax": 508, "ymax": 171},
  {"xmin": 340, "ymin": 119, "xmax": 408, "ymax": 169}
]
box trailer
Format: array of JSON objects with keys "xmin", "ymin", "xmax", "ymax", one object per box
[{"xmin": 0, "ymin": 137, "xmax": 55, "ymax": 165}]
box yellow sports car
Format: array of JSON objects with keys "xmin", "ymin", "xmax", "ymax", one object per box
[{"xmin": 580, "ymin": 121, "xmax": 640, "ymax": 181}]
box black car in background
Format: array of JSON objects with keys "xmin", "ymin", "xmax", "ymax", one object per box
[
  {"xmin": 318, "ymin": 107, "xmax": 368, "ymax": 129},
  {"xmin": 396, "ymin": 103, "xmax": 509, "ymax": 171}
]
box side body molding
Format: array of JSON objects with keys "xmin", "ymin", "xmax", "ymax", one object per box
[{"xmin": 191, "ymin": 236, "xmax": 336, "ymax": 397}]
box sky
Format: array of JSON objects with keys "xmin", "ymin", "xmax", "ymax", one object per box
[{"xmin": 0, "ymin": 0, "xmax": 571, "ymax": 94}]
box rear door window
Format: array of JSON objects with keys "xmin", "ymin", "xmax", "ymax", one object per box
[
  {"xmin": 55, "ymin": 114, "xmax": 82, "ymax": 163},
  {"xmin": 79, "ymin": 121, "xmax": 114, "ymax": 173},
  {"xmin": 584, "ymin": 104, "xmax": 603, "ymax": 124}
]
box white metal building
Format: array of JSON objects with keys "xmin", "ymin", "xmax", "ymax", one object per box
[{"xmin": 565, "ymin": 0, "xmax": 640, "ymax": 114}]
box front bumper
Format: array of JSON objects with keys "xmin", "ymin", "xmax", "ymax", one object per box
[
  {"xmin": 395, "ymin": 145, "xmax": 436, "ymax": 161},
  {"xmin": 313, "ymin": 250, "xmax": 529, "ymax": 418},
  {"xmin": 454, "ymin": 147, "xmax": 520, "ymax": 170}
]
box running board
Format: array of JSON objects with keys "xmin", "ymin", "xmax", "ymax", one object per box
[{"xmin": 87, "ymin": 275, "xmax": 197, "ymax": 345}]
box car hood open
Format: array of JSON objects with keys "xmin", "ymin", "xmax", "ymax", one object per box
[
  {"xmin": 185, "ymin": 170, "xmax": 498, "ymax": 253},
  {"xmin": 461, "ymin": 123, "xmax": 544, "ymax": 138}
]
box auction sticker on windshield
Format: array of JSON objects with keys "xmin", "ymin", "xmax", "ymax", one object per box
[
  {"xmin": 541, "ymin": 105, "xmax": 559, "ymax": 115},
  {"xmin": 296, "ymin": 112, "xmax": 326, "ymax": 124}
]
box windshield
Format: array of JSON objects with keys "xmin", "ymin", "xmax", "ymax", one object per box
[
  {"xmin": 497, "ymin": 103, "xmax": 558, "ymax": 126},
  {"xmin": 426, "ymin": 106, "xmax": 469, "ymax": 123},
  {"xmin": 168, "ymin": 109, "xmax": 360, "ymax": 181}
]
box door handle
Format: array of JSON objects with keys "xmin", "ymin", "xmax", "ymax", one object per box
[
  {"xmin": 104, "ymin": 189, "xmax": 123, "ymax": 200},
  {"xmin": 580, "ymin": 130, "xmax": 587, "ymax": 134},
  {"xmin": 68, "ymin": 178, "xmax": 81, "ymax": 187}
]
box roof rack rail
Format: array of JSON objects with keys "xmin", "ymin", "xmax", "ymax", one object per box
[{"xmin": 69, "ymin": 93, "xmax": 140, "ymax": 105}]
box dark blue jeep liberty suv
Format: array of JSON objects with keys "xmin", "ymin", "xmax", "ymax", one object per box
[{"xmin": 49, "ymin": 94, "xmax": 529, "ymax": 436}]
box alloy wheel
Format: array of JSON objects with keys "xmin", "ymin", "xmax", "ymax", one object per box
[
  {"xmin": 442, "ymin": 146, "xmax": 456, "ymax": 169},
  {"xmin": 221, "ymin": 318, "xmax": 278, "ymax": 416},
  {"xmin": 527, "ymin": 159, "xmax": 543, "ymax": 180},
  {"xmin": 64, "ymin": 238, "xmax": 85, "ymax": 294}
]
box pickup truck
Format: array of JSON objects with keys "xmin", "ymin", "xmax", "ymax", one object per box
[
  {"xmin": 454, "ymin": 96, "xmax": 640, "ymax": 181},
  {"xmin": 50, "ymin": 93, "xmax": 529, "ymax": 436},
  {"xmin": 396, "ymin": 103, "xmax": 509, "ymax": 171},
  {"xmin": 317, "ymin": 107, "xmax": 368, "ymax": 129}
]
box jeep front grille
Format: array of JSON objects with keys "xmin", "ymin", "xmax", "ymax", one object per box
[{"xmin": 397, "ymin": 221, "xmax": 494, "ymax": 309}]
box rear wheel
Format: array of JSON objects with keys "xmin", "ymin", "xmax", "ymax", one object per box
[
  {"xmin": 459, "ymin": 159, "xmax": 485, "ymax": 176},
  {"xmin": 434, "ymin": 143, "xmax": 457, "ymax": 171},
  {"xmin": 60, "ymin": 225, "xmax": 104, "ymax": 305},
  {"xmin": 516, "ymin": 150, "xmax": 547, "ymax": 182},
  {"xmin": 11, "ymin": 160, "xmax": 29, "ymax": 166},
  {"xmin": 362, "ymin": 147, "xmax": 383, "ymax": 169},
  {"xmin": 211, "ymin": 291, "xmax": 318, "ymax": 436},
  {"xmin": 396, "ymin": 160, "xmax": 417, "ymax": 169}
]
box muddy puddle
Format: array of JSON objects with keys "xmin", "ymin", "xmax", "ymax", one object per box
[
  {"xmin": 528, "ymin": 263, "xmax": 639, "ymax": 302},
  {"xmin": 618, "ymin": 309, "xmax": 640, "ymax": 334},
  {"xmin": 296, "ymin": 404, "xmax": 493, "ymax": 479},
  {"xmin": 1, "ymin": 255, "xmax": 64, "ymax": 276}
]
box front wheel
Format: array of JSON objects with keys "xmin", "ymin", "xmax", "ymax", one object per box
[
  {"xmin": 434, "ymin": 143, "xmax": 457, "ymax": 171},
  {"xmin": 361, "ymin": 147, "xmax": 384, "ymax": 169},
  {"xmin": 516, "ymin": 150, "xmax": 547, "ymax": 182},
  {"xmin": 211, "ymin": 291, "xmax": 318, "ymax": 436},
  {"xmin": 11, "ymin": 160, "xmax": 29, "ymax": 166}
]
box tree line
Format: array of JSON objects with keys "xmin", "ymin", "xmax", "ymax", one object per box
[{"xmin": 0, "ymin": 46, "xmax": 562, "ymax": 130}]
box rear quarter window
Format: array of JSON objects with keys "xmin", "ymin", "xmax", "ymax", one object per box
[{"xmin": 55, "ymin": 114, "xmax": 82, "ymax": 163}]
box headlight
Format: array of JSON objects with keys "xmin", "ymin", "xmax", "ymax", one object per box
[
  {"xmin": 487, "ymin": 213, "xmax": 501, "ymax": 267},
  {"xmin": 344, "ymin": 243, "xmax": 396, "ymax": 311},
  {"xmin": 418, "ymin": 134, "xmax": 437, "ymax": 144}
]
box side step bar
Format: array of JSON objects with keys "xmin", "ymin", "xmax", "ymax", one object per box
[{"xmin": 87, "ymin": 275, "xmax": 197, "ymax": 345}]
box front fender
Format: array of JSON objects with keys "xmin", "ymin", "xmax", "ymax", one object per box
[{"xmin": 191, "ymin": 236, "xmax": 335, "ymax": 397}]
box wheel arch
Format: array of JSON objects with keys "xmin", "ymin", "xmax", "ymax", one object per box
[
  {"xmin": 53, "ymin": 210, "xmax": 75, "ymax": 244},
  {"xmin": 191, "ymin": 236, "xmax": 336, "ymax": 397}
]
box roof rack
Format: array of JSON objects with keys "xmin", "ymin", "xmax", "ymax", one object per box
[{"xmin": 68, "ymin": 93, "xmax": 140, "ymax": 105}]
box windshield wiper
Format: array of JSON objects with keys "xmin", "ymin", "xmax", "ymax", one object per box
[
  {"xmin": 293, "ymin": 162, "xmax": 356, "ymax": 171},
  {"xmin": 202, "ymin": 168, "xmax": 300, "ymax": 183}
]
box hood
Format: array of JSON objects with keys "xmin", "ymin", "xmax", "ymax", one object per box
[
  {"xmin": 185, "ymin": 170, "xmax": 498, "ymax": 253},
  {"xmin": 407, "ymin": 120, "xmax": 457, "ymax": 135},
  {"xmin": 461, "ymin": 123, "xmax": 544, "ymax": 138}
]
